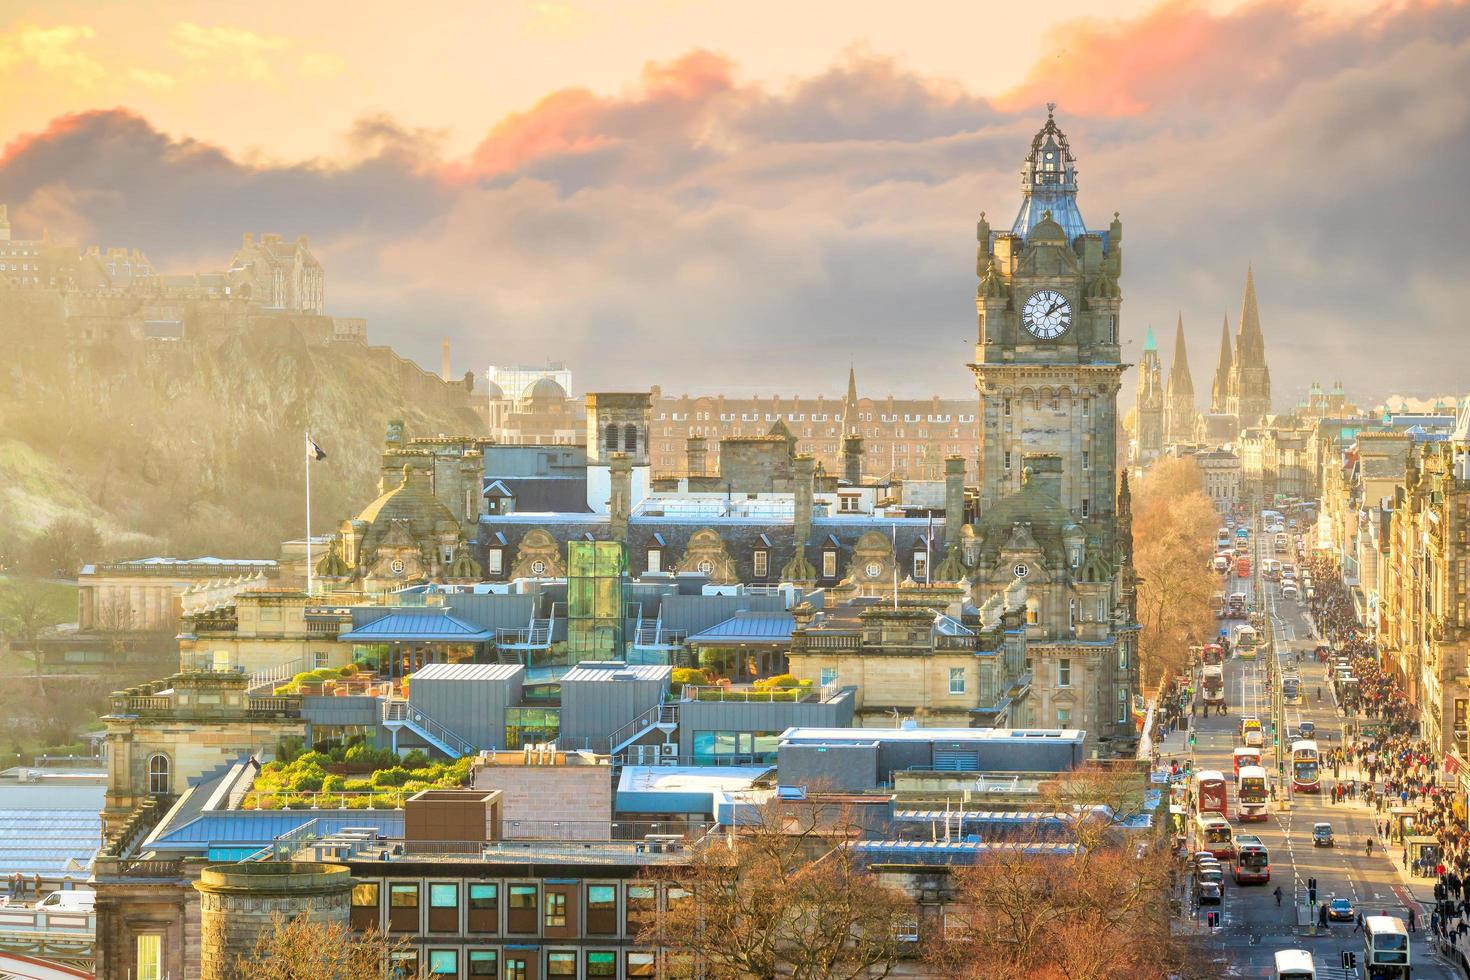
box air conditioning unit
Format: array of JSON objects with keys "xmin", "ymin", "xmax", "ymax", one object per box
[{"xmin": 660, "ymin": 743, "xmax": 678, "ymax": 758}]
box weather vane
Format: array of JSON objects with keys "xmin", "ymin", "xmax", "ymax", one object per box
[{"xmin": 1047, "ymin": 101, "xmax": 1057, "ymax": 116}]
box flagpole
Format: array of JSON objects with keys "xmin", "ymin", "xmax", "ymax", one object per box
[{"xmin": 305, "ymin": 429, "xmax": 314, "ymax": 596}]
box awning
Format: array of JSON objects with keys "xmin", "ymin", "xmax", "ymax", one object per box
[{"xmin": 687, "ymin": 611, "xmax": 795, "ymax": 645}]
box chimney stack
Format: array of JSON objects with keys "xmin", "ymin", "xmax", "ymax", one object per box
[
  {"xmin": 609, "ymin": 453, "xmax": 633, "ymax": 545},
  {"xmin": 944, "ymin": 455, "xmax": 966, "ymax": 549},
  {"xmin": 686, "ymin": 435, "xmax": 707, "ymax": 477},
  {"xmin": 781, "ymin": 455, "xmax": 818, "ymax": 583},
  {"xmin": 841, "ymin": 434, "xmax": 865, "ymax": 485}
]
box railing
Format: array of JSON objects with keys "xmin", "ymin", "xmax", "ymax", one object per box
[
  {"xmin": 679, "ymin": 684, "xmax": 810, "ymax": 703},
  {"xmin": 795, "ymin": 633, "xmax": 861, "ymax": 651},
  {"xmin": 380, "ymin": 699, "xmax": 476, "ymax": 757},
  {"xmin": 241, "ymin": 789, "xmax": 410, "ymax": 811},
  {"xmin": 0, "ymin": 907, "xmax": 97, "ymax": 936},
  {"xmin": 101, "ymin": 795, "xmax": 176, "ymax": 859},
  {"xmin": 126, "ymin": 695, "xmax": 172, "ymax": 712},
  {"xmin": 93, "ymin": 857, "xmax": 185, "ymax": 878},
  {"xmin": 606, "ymin": 703, "xmax": 662, "ymax": 755},
  {"xmin": 248, "ymin": 695, "xmax": 301, "ymax": 714},
  {"xmin": 247, "ymin": 656, "xmax": 306, "ymax": 695}
]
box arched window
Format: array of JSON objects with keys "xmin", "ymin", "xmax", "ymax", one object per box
[
  {"xmin": 147, "ymin": 753, "xmax": 171, "ymax": 796},
  {"xmin": 1026, "ymin": 598, "xmax": 1040, "ymax": 626},
  {"xmin": 604, "ymin": 423, "xmax": 619, "ymax": 453},
  {"xmin": 623, "ymin": 424, "xmax": 639, "ymax": 454}
]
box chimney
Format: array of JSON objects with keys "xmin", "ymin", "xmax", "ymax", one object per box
[
  {"xmin": 944, "ymin": 455, "xmax": 966, "ymax": 549},
  {"xmin": 242, "ymin": 232, "xmax": 253, "ymax": 247},
  {"xmin": 441, "ymin": 338, "xmax": 451, "ymax": 382},
  {"xmin": 841, "ymin": 434, "xmax": 865, "ymax": 485},
  {"xmin": 793, "ymin": 454, "xmax": 815, "ymax": 549},
  {"xmin": 686, "ymin": 435, "xmax": 707, "ymax": 477},
  {"xmin": 609, "ymin": 453, "xmax": 633, "ymax": 545}
]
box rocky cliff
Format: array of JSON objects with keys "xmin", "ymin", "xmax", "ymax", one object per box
[{"xmin": 0, "ymin": 289, "xmax": 483, "ymax": 559}]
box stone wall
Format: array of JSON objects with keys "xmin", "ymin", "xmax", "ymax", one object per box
[{"xmin": 195, "ymin": 862, "xmax": 353, "ymax": 979}]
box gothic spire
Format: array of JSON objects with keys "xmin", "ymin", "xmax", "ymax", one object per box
[
  {"xmin": 1210, "ymin": 315, "xmax": 1233, "ymax": 413},
  {"xmin": 1237, "ymin": 264, "xmax": 1263, "ymax": 345},
  {"xmin": 1168, "ymin": 314, "xmax": 1194, "ymax": 398},
  {"xmin": 842, "ymin": 365, "xmax": 859, "ymax": 435}
]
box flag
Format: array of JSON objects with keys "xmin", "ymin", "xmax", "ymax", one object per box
[{"xmin": 308, "ymin": 437, "xmax": 327, "ymax": 461}]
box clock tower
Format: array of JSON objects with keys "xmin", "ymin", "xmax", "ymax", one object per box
[{"xmin": 965, "ymin": 107, "xmax": 1137, "ymax": 749}]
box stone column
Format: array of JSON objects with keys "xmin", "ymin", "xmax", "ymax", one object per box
[
  {"xmin": 781, "ymin": 455, "xmax": 817, "ymax": 582},
  {"xmin": 609, "ymin": 453, "xmax": 632, "ymax": 546},
  {"xmin": 841, "ymin": 434, "xmax": 865, "ymax": 485},
  {"xmin": 944, "ymin": 455, "xmax": 966, "ymax": 549},
  {"xmin": 195, "ymin": 862, "xmax": 354, "ymax": 979}
]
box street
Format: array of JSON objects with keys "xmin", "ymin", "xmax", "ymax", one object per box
[{"xmin": 1165, "ymin": 519, "xmax": 1458, "ymax": 978}]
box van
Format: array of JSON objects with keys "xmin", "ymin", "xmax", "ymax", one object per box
[
  {"xmin": 1281, "ymin": 582, "xmax": 1298, "ymax": 599},
  {"xmin": 37, "ymin": 889, "xmax": 95, "ymax": 912}
]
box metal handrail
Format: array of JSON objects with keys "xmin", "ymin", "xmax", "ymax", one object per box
[{"xmin": 381, "ymin": 699, "xmax": 476, "ymax": 757}]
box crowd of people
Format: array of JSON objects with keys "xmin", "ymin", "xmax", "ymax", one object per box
[{"xmin": 1305, "ymin": 554, "xmax": 1470, "ymax": 961}]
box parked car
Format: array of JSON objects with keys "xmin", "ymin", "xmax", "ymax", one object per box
[
  {"xmin": 1198, "ymin": 879, "xmax": 1223, "ymax": 905},
  {"xmin": 1313, "ymin": 823, "xmax": 1334, "ymax": 847}
]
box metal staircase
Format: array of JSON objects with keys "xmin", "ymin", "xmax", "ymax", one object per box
[
  {"xmin": 380, "ymin": 698, "xmax": 477, "ymax": 758},
  {"xmin": 496, "ymin": 603, "xmax": 561, "ymax": 665},
  {"xmin": 606, "ymin": 701, "xmax": 680, "ymax": 757}
]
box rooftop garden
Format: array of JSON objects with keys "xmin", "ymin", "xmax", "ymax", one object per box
[
  {"xmin": 243, "ymin": 739, "xmax": 473, "ymax": 810},
  {"xmin": 672, "ymin": 669, "xmax": 814, "ymax": 702}
]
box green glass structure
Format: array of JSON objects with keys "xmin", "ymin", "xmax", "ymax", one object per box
[{"xmin": 566, "ymin": 540, "xmax": 626, "ymax": 662}]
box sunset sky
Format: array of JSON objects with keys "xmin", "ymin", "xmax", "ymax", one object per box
[{"xmin": 1, "ymin": 0, "xmax": 1464, "ymax": 401}]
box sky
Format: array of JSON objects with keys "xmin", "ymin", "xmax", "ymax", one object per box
[{"xmin": 1, "ymin": 0, "xmax": 1466, "ymax": 403}]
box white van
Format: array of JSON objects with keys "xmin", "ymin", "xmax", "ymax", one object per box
[{"xmin": 37, "ymin": 889, "xmax": 95, "ymax": 912}]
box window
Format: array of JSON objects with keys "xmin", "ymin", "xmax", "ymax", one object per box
[
  {"xmin": 136, "ymin": 934, "xmax": 162, "ymax": 980},
  {"xmin": 428, "ymin": 882, "xmax": 459, "ymax": 931},
  {"xmin": 1081, "ymin": 498, "xmax": 1089, "ymax": 517},
  {"xmin": 468, "ymin": 950, "xmax": 498, "ymax": 976},
  {"xmin": 820, "ymin": 666, "xmax": 838, "ymax": 687},
  {"xmin": 587, "ymin": 951, "xmax": 618, "ymax": 976},
  {"xmin": 1003, "ymin": 398, "xmax": 1012, "ymax": 417},
  {"xmin": 628, "ymin": 952, "xmax": 657, "ymax": 977},
  {"xmin": 586, "ymin": 884, "xmax": 617, "ymax": 935},
  {"xmin": 508, "ymin": 884, "xmax": 538, "ymax": 932},
  {"xmin": 1083, "ymin": 396, "xmax": 1092, "ymax": 417},
  {"xmin": 1026, "ymin": 598, "xmax": 1040, "ymax": 625},
  {"xmin": 548, "ymin": 951, "xmax": 577, "ymax": 977},
  {"xmin": 1058, "ymin": 659, "xmax": 1072, "ymax": 687},
  {"xmin": 351, "ymin": 881, "xmax": 380, "ymax": 930},
  {"xmin": 314, "ymin": 651, "xmax": 330, "ymax": 669},
  {"xmin": 1118, "ymin": 688, "xmax": 1130, "ymax": 723},
  {"xmin": 1082, "ymin": 451, "xmax": 1090, "ymax": 471},
  {"xmin": 913, "ymin": 552, "xmax": 929, "ymax": 581},
  {"xmin": 147, "ymin": 754, "xmax": 171, "ymax": 795},
  {"xmin": 626, "ymin": 885, "xmax": 657, "ymax": 936},
  {"xmin": 823, "ymin": 550, "xmax": 838, "ymax": 578},
  {"xmin": 1057, "ymin": 707, "xmax": 1072, "ymax": 726},
  {"xmin": 427, "ymin": 949, "xmax": 458, "ymax": 975},
  {"xmin": 489, "ymin": 548, "xmax": 504, "ymax": 575},
  {"xmin": 949, "ymin": 667, "xmax": 966, "ymax": 695},
  {"xmin": 604, "ymin": 423, "xmax": 619, "ymax": 452},
  {"xmin": 388, "ymin": 883, "xmax": 419, "ymax": 932},
  {"xmin": 545, "ymin": 891, "xmax": 567, "ymax": 927},
  {"xmin": 647, "ymin": 548, "xmax": 662, "ymax": 573},
  {"xmin": 1004, "ymin": 451, "xmax": 1012, "ymax": 470},
  {"xmin": 754, "ymin": 550, "xmax": 769, "ymax": 578},
  {"xmin": 467, "ymin": 882, "xmax": 498, "ymax": 932},
  {"xmin": 504, "ymin": 956, "xmax": 530, "ymax": 980},
  {"xmin": 839, "ymin": 495, "xmax": 860, "ymax": 513},
  {"xmin": 624, "ymin": 423, "xmax": 639, "ymax": 453}
]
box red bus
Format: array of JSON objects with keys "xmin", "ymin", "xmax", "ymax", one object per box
[
  {"xmin": 1236, "ymin": 766, "xmax": 1269, "ymax": 822},
  {"xmin": 1194, "ymin": 770, "xmax": 1228, "ymax": 818},
  {"xmin": 1236, "ymin": 556, "xmax": 1252, "ymax": 578},
  {"xmin": 1201, "ymin": 643, "xmax": 1224, "ymax": 667}
]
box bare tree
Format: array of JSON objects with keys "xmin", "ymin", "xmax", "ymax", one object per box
[
  {"xmin": 24, "ymin": 517, "xmax": 101, "ymax": 578},
  {"xmin": 1133, "ymin": 458, "xmax": 1219, "ymax": 688},
  {"xmin": 641, "ymin": 795, "xmax": 915, "ymax": 980},
  {"xmin": 226, "ymin": 910, "xmax": 409, "ymax": 980}
]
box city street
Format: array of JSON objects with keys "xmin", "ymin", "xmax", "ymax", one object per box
[{"xmin": 1169, "ymin": 521, "xmax": 1459, "ymax": 978}]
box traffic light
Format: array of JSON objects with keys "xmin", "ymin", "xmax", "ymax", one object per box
[
  {"xmin": 1341, "ymin": 951, "xmax": 1357, "ymax": 969},
  {"xmin": 1206, "ymin": 911, "xmax": 1220, "ymax": 928},
  {"xmin": 1308, "ymin": 877, "xmax": 1317, "ymax": 903}
]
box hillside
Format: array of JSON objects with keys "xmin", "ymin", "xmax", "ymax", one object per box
[{"xmin": 0, "ymin": 290, "xmax": 484, "ymax": 560}]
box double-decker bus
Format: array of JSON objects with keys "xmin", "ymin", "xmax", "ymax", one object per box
[
  {"xmin": 1236, "ymin": 765, "xmax": 1269, "ymax": 822},
  {"xmin": 1233, "ymin": 840, "xmax": 1271, "ymax": 883},
  {"xmin": 1363, "ymin": 914, "xmax": 1410, "ymax": 979},
  {"xmin": 1232, "ymin": 747, "xmax": 1261, "ymax": 775},
  {"xmin": 1235, "ymin": 624, "xmax": 1260, "ymax": 660},
  {"xmin": 1202, "ymin": 665, "xmax": 1226, "ymax": 707},
  {"xmin": 1201, "ymin": 643, "xmax": 1225, "ymax": 667},
  {"xmin": 1273, "ymin": 949, "xmax": 1315, "ymax": 980},
  {"xmin": 1194, "ymin": 770, "xmax": 1229, "ymax": 818},
  {"xmin": 1236, "ymin": 555, "xmax": 1252, "ymax": 578},
  {"xmin": 1192, "ymin": 812, "xmax": 1235, "ymax": 860},
  {"xmin": 1291, "ymin": 740, "xmax": 1321, "ymax": 793},
  {"xmin": 1282, "ymin": 675, "xmax": 1302, "ymax": 706}
]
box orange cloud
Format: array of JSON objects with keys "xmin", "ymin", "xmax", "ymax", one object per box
[{"xmin": 450, "ymin": 49, "xmax": 734, "ymax": 180}]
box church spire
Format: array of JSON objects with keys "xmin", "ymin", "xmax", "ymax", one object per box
[
  {"xmin": 1210, "ymin": 315, "xmax": 1233, "ymax": 414},
  {"xmin": 842, "ymin": 365, "xmax": 859, "ymax": 435},
  {"xmin": 1237, "ymin": 264, "xmax": 1263, "ymax": 345},
  {"xmin": 1164, "ymin": 313, "xmax": 1197, "ymax": 444},
  {"xmin": 1226, "ymin": 265, "xmax": 1271, "ymax": 426},
  {"xmin": 1168, "ymin": 314, "xmax": 1193, "ymax": 399}
]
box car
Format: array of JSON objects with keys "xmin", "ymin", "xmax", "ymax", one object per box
[
  {"xmin": 1313, "ymin": 823, "xmax": 1334, "ymax": 847},
  {"xmin": 1198, "ymin": 880, "xmax": 1223, "ymax": 905},
  {"xmin": 1298, "ymin": 722, "xmax": 1315, "ymax": 739},
  {"xmin": 1327, "ymin": 897, "xmax": 1356, "ymax": 922}
]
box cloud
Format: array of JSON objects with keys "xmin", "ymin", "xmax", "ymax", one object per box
[
  {"xmin": 0, "ymin": 24, "xmax": 104, "ymax": 84},
  {"xmin": 299, "ymin": 51, "xmax": 346, "ymax": 79},
  {"xmin": 2, "ymin": 1, "xmax": 1469, "ymax": 403},
  {"xmin": 168, "ymin": 23, "xmax": 288, "ymax": 81}
]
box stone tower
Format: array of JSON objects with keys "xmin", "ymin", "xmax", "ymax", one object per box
[
  {"xmin": 1225, "ymin": 266, "xmax": 1272, "ymax": 427},
  {"xmin": 585, "ymin": 392, "xmax": 651, "ymax": 466},
  {"xmin": 969, "ymin": 106, "xmax": 1137, "ymax": 751},
  {"xmin": 1163, "ymin": 313, "xmax": 1198, "ymax": 444},
  {"xmin": 1134, "ymin": 326, "xmax": 1163, "ymax": 464},
  {"xmin": 1210, "ymin": 315, "xmax": 1233, "ymax": 414}
]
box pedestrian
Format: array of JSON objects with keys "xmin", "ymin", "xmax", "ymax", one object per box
[
  {"xmin": 1319, "ymin": 903, "xmax": 1329, "ymax": 928},
  {"xmin": 1274, "ymin": 885, "xmax": 1283, "ymax": 906},
  {"xmin": 31, "ymin": 874, "xmax": 40, "ymax": 899},
  {"xmin": 1354, "ymin": 911, "xmax": 1365, "ymax": 933},
  {"xmin": 1410, "ymin": 906, "xmax": 1418, "ymax": 932}
]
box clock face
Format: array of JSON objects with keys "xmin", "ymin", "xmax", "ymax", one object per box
[{"xmin": 1022, "ymin": 289, "xmax": 1072, "ymax": 340}]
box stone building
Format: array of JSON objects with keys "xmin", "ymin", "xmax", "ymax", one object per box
[
  {"xmin": 77, "ymin": 557, "xmax": 279, "ymax": 634},
  {"xmin": 966, "ymin": 107, "xmax": 1139, "ymax": 751},
  {"xmin": 1133, "ymin": 326, "xmax": 1163, "ymax": 465},
  {"xmin": 485, "ymin": 375, "xmax": 583, "ymax": 445},
  {"xmin": 226, "ymin": 232, "xmax": 324, "ymax": 313},
  {"xmin": 1163, "ymin": 314, "xmax": 1198, "ymax": 445},
  {"xmin": 1193, "ymin": 448, "xmax": 1242, "ymax": 513}
]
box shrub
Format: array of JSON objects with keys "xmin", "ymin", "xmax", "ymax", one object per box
[
  {"xmin": 293, "ymin": 751, "xmax": 330, "ymax": 770},
  {"xmin": 371, "ymin": 767, "xmax": 411, "ymax": 788},
  {"xmin": 401, "ymin": 749, "xmax": 431, "ymax": 771},
  {"xmin": 753, "ymin": 673, "xmax": 801, "ymax": 691},
  {"xmin": 344, "ymin": 743, "xmax": 397, "ymax": 770},
  {"xmin": 322, "ymin": 774, "xmax": 347, "ymax": 793},
  {"xmin": 339, "ymin": 663, "xmax": 358, "ymax": 676},
  {"xmin": 290, "ymin": 766, "xmax": 325, "ymax": 792},
  {"xmin": 671, "ymin": 667, "xmax": 710, "ymax": 689},
  {"xmin": 344, "ymin": 778, "xmax": 373, "ymax": 792}
]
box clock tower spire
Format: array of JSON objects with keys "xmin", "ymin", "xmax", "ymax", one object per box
[{"xmin": 966, "ymin": 108, "xmax": 1136, "ymax": 752}]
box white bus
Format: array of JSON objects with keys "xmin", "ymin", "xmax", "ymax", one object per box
[
  {"xmin": 1273, "ymin": 949, "xmax": 1315, "ymax": 980},
  {"xmin": 1363, "ymin": 915, "xmax": 1410, "ymax": 979}
]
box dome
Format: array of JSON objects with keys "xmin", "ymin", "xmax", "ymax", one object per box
[
  {"xmin": 523, "ymin": 376, "xmax": 567, "ymax": 401},
  {"xmin": 483, "ymin": 378, "xmax": 505, "ymax": 399}
]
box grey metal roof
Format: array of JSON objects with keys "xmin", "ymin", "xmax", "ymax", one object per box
[
  {"xmin": 687, "ymin": 611, "xmax": 795, "ymax": 645},
  {"xmin": 0, "ymin": 809, "xmax": 102, "ymax": 876},
  {"xmin": 409, "ymin": 662, "xmax": 524, "ymax": 682},
  {"xmin": 339, "ymin": 610, "xmax": 493, "ymax": 642},
  {"xmin": 149, "ymin": 810, "xmax": 405, "ymax": 850},
  {"xmin": 560, "ymin": 662, "xmax": 671, "ymax": 683}
]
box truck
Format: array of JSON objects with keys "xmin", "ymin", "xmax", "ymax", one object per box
[{"xmin": 1202, "ymin": 665, "xmax": 1225, "ymax": 707}]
